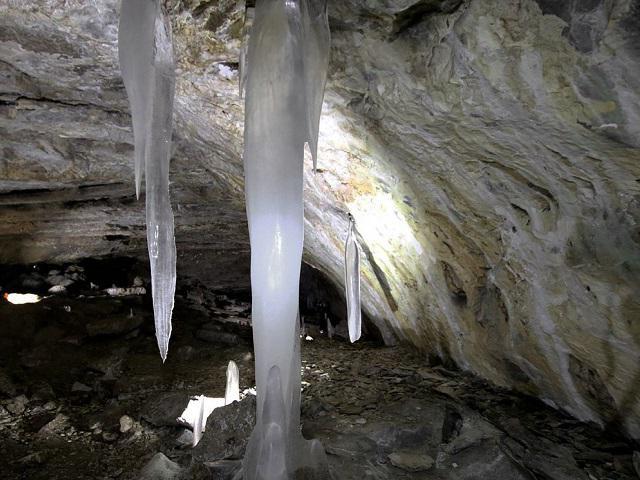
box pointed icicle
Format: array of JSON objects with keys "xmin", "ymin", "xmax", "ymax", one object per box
[
  {"xmin": 301, "ymin": 0, "xmax": 330, "ymax": 172},
  {"xmin": 345, "ymin": 215, "xmax": 361, "ymax": 343},
  {"xmin": 146, "ymin": 3, "xmax": 177, "ymax": 362},
  {"xmin": 118, "ymin": 0, "xmax": 177, "ymax": 362},
  {"xmin": 225, "ymin": 360, "xmax": 240, "ymax": 405},
  {"xmin": 118, "ymin": 0, "xmax": 155, "ymax": 199}
]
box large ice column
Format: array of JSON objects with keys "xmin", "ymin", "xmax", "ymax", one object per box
[
  {"xmin": 244, "ymin": 0, "xmax": 305, "ymax": 438},
  {"xmin": 345, "ymin": 215, "xmax": 362, "ymax": 343},
  {"xmin": 242, "ymin": 0, "xmax": 329, "ymax": 477},
  {"xmin": 118, "ymin": 0, "xmax": 177, "ymax": 362}
]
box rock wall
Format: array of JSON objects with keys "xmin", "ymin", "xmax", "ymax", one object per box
[{"xmin": 0, "ymin": 0, "xmax": 639, "ymax": 436}]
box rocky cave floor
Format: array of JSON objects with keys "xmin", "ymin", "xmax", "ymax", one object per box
[{"xmin": 0, "ymin": 261, "xmax": 639, "ymax": 480}]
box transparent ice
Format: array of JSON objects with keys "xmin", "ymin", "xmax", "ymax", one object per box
[
  {"xmin": 242, "ymin": 0, "xmax": 329, "ymax": 477},
  {"xmin": 345, "ymin": 216, "xmax": 361, "ymax": 343},
  {"xmin": 118, "ymin": 0, "xmax": 177, "ymax": 362}
]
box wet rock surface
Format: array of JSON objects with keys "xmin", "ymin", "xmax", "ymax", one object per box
[{"xmin": 0, "ymin": 261, "xmax": 638, "ymax": 480}]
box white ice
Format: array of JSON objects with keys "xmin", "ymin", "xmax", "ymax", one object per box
[
  {"xmin": 300, "ymin": 0, "xmax": 330, "ymax": 171},
  {"xmin": 178, "ymin": 361, "xmax": 242, "ymax": 447},
  {"xmin": 345, "ymin": 216, "xmax": 362, "ymax": 343},
  {"xmin": 225, "ymin": 360, "xmax": 240, "ymax": 405},
  {"xmin": 118, "ymin": 0, "xmax": 177, "ymax": 362},
  {"xmin": 192, "ymin": 395, "xmax": 206, "ymax": 447},
  {"xmin": 242, "ymin": 0, "xmax": 329, "ymax": 477},
  {"xmin": 178, "ymin": 395, "xmax": 225, "ymax": 447}
]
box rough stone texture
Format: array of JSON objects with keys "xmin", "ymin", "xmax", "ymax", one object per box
[
  {"xmin": 0, "ymin": 0, "xmax": 639, "ymax": 437},
  {"xmin": 192, "ymin": 395, "xmax": 256, "ymax": 462},
  {"xmin": 138, "ymin": 452, "xmax": 182, "ymax": 480}
]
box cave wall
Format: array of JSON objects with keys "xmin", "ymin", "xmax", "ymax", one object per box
[{"xmin": 1, "ymin": 0, "xmax": 639, "ymax": 437}]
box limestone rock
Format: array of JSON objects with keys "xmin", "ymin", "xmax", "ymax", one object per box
[
  {"xmin": 0, "ymin": 0, "xmax": 639, "ymax": 439},
  {"xmin": 141, "ymin": 392, "xmax": 190, "ymax": 427}
]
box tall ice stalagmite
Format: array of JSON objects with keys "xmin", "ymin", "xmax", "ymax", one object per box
[
  {"xmin": 118, "ymin": 0, "xmax": 177, "ymax": 362},
  {"xmin": 242, "ymin": 0, "xmax": 329, "ymax": 477}
]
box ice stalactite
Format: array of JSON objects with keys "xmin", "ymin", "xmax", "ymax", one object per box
[
  {"xmin": 345, "ymin": 215, "xmax": 362, "ymax": 343},
  {"xmin": 118, "ymin": 0, "xmax": 177, "ymax": 362},
  {"xmin": 225, "ymin": 360, "xmax": 240, "ymax": 405},
  {"xmin": 301, "ymin": 0, "xmax": 330, "ymax": 171},
  {"xmin": 242, "ymin": 0, "xmax": 329, "ymax": 477},
  {"xmin": 118, "ymin": 0, "xmax": 154, "ymax": 200}
]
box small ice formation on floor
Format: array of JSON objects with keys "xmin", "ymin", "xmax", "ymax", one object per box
[
  {"xmin": 345, "ymin": 214, "xmax": 362, "ymax": 343},
  {"xmin": 226, "ymin": 360, "xmax": 241, "ymax": 405},
  {"xmin": 118, "ymin": 0, "xmax": 177, "ymax": 362},
  {"xmin": 179, "ymin": 361, "xmax": 242, "ymax": 447},
  {"xmin": 242, "ymin": 0, "xmax": 330, "ymax": 477}
]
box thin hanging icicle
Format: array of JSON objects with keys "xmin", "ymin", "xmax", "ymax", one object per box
[
  {"xmin": 118, "ymin": 0, "xmax": 177, "ymax": 362},
  {"xmin": 300, "ymin": 0, "xmax": 330, "ymax": 172},
  {"xmin": 242, "ymin": 0, "xmax": 329, "ymax": 477},
  {"xmin": 345, "ymin": 214, "xmax": 361, "ymax": 343},
  {"xmin": 118, "ymin": 0, "xmax": 155, "ymax": 199}
]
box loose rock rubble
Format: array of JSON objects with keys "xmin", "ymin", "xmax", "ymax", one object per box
[{"xmin": 0, "ymin": 261, "xmax": 638, "ymax": 480}]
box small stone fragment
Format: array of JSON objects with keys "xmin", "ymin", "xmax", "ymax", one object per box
[
  {"xmin": 388, "ymin": 452, "xmax": 435, "ymax": 472},
  {"xmin": 138, "ymin": 452, "xmax": 182, "ymax": 480},
  {"xmin": 102, "ymin": 431, "xmax": 118, "ymax": 443},
  {"xmin": 71, "ymin": 381, "xmax": 92, "ymax": 392},
  {"xmin": 6, "ymin": 394, "xmax": 29, "ymax": 415},
  {"xmin": 119, "ymin": 415, "xmax": 134, "ymax": 433}
]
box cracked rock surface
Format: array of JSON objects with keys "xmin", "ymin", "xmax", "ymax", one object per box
[{"xmin": 1, "ymin": 0, "xmax": 639, "ymax": 438}]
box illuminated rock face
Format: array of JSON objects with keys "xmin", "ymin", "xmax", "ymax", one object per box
[{"xmin": 1, "ymin": 0, "xmax": 639, "ymax": 437}]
